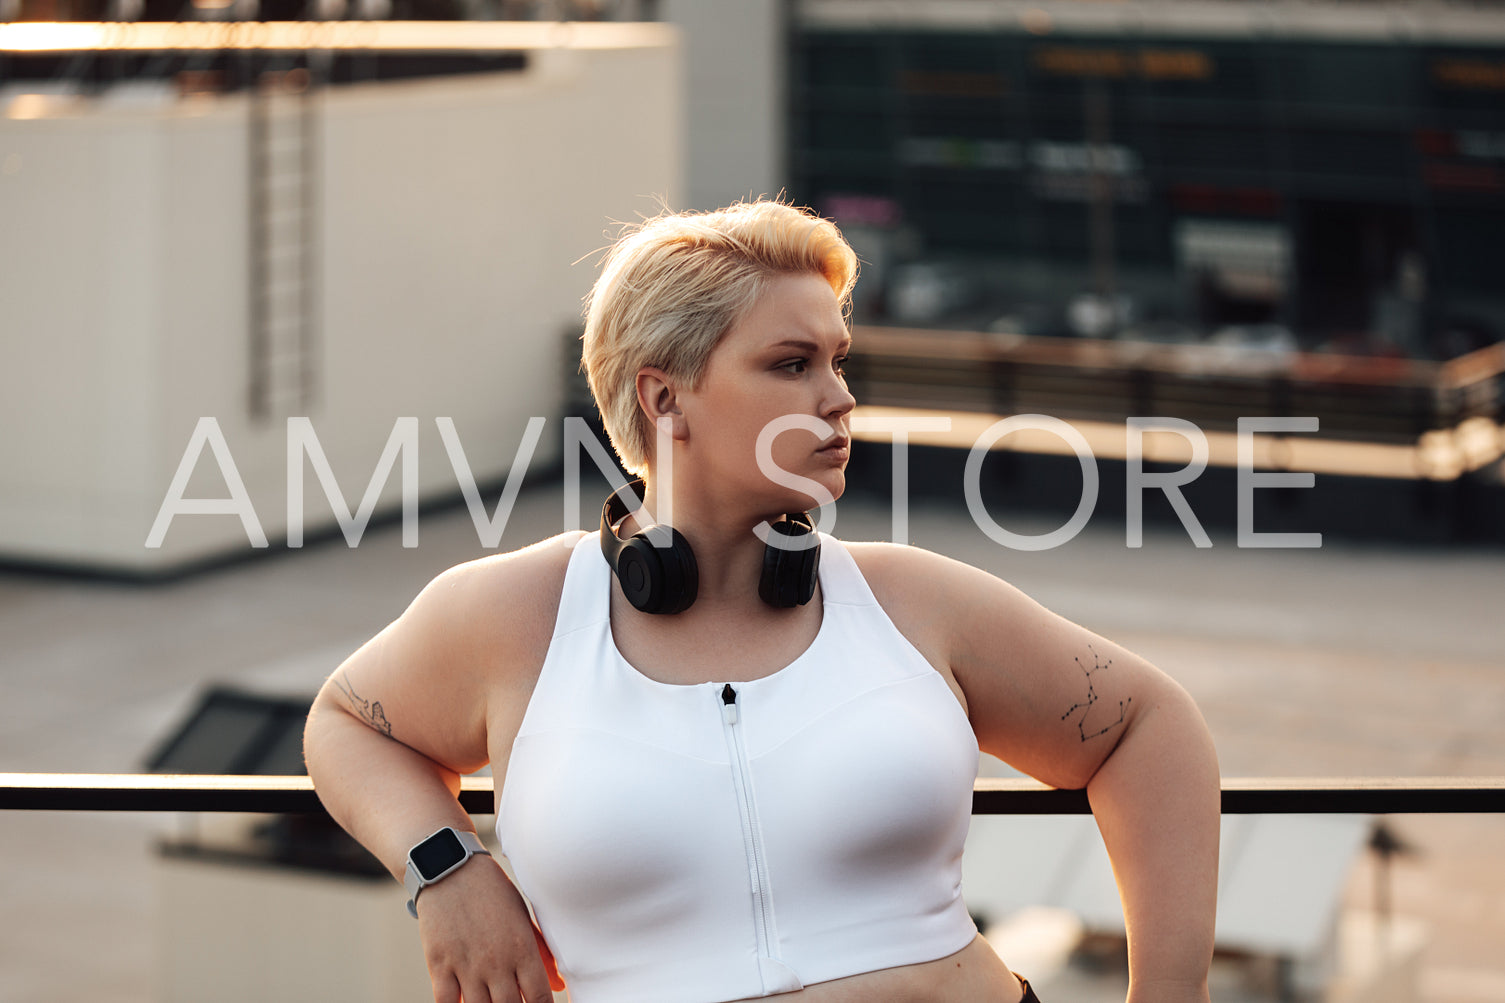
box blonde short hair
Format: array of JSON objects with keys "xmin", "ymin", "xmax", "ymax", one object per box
[{"xmin": 582, "ymin": 200, "xmax": 858, "ymax": 478}]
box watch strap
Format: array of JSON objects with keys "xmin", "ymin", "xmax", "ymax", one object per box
[{"xmin": 404, "ymin": 827, "xmax": 490, "ymax": 919}]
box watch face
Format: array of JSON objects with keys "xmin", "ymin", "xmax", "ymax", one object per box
[{"xmin": 411, "ymin": 828, "xmax": 467, "ymax": 881}]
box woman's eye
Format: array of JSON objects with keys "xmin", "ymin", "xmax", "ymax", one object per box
[{"xmin": 778, "ymin": 355, "xmax": 846, "ymax": 376}]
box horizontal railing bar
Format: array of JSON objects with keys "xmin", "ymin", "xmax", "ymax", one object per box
[
  {"xmin": 852, "ymin": 325, "xmax": 1505, "ymax": 391},
  {"xmin": 3, "ymin": 774, "xmax": 1504, "ymax": 815},
  {"xmin": 0, "ymin": 21, "xmax": 678, "ymax": 55}
]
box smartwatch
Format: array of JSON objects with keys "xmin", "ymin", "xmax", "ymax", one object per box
[{"xmin": 404, "ymin": 826, "xmax": 491, "ymax": 918}]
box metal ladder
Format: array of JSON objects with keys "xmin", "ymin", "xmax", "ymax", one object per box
[{"xmin": 248, "ymin": 65, "xmax": 318, "ymax": 421}]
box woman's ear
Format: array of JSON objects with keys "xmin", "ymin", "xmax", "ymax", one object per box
[{"xmin": 636, "ymin": 367, "xmax": 689, "ymax": 441}]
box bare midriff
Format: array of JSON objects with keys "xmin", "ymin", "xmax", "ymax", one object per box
[{"xmin": 726, "ymin": 935, "xmax": 1024, "ymax": 1003}]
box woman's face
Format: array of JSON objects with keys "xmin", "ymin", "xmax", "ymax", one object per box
[{"xmin": 676, "ymin": 271, "xmax": 855, "ymax": 514}]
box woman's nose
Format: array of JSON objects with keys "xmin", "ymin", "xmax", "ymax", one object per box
[{"xmin": 823, "ymin": 371, "xmax": 856, "ymax": 419}]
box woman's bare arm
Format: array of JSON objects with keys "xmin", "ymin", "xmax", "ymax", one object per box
[
  {"xmin": 305, "ymin": 679, "xmax": 469, "ymax": 881},
  {"xmin": 304, "ymin": 537, "xmax": 577, "ymax": 1003},
  {"xmin": 854, "ymin": 544, "xmax": 1220, "ymax": 1003},
  {"xmin": 1083, "ymin": 671, "xmax": 1220, "ymax": 1003},
  {"xmin": 305, "ymin": 553, "xmax": 497, "ymax": 875}
]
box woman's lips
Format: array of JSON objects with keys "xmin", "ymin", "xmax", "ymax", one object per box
[{"xmin": 817, "ymin": 436, "xmax": 850, "ymax": 461}]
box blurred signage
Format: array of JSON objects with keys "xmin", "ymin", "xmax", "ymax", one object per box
[
  {"xmin": 899, "ymin": 70, "xmax": 1005, "ymax": 98},
  {"xmin": 897, "ymin": 135, "xmax": 1147, "ymax": 202},
  {"xmin": 1031, "ymin": 141, "xmax": 1140, "ymax": 176},
  {"xmin": 1171, "ymin": 185, "xmax": 1282, "ymax": 218},
  {"xmin": 1422, "ymin": 163, "xmax": 1503, "ymax": 192},
  {"xmin": 1415, "ymin": 128, "xmax": 1505, "ymax": 192},
  {"xmin": 1033, "ymin": 46, "xmax": 1213, "ymax": 81},
  {"xmin": 899, "ymin": 137, "xmax": 1143, "ymax": 186},
  {"xmin": 1030, "ymin": 140, "xmax": 1147, "ymax": 202},
  {"xmin": 899, "ymin": 137, "xmax": 1022, "ymax": 170},
  {"xmin": 1032, "ymin": 172, "xmax": 1147, "ymax": 203},
  {"xmin": 822, "ymin": 193, "xmax": 902, "ymax": 227},
  {"xmin": 1431, "ymin": 58, "xmax": 1505, "ymax": 90}
]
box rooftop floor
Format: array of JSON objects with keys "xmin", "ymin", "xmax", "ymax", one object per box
[{"xmin": 2, "ymin": 476, "xmax": 1503, "ymax": 1002}]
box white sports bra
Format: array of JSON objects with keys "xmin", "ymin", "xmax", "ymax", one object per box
[{"xmin": 496, "ymin": 535, "xmax": 980, "ymax": 1003}]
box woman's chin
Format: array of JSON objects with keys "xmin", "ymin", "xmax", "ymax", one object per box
[
  {"xmin": 728, "ymin": 459, "xmax": 848, "ymax": 516},
  {"xmin": 787, "ymin": 470, "xmax": 846, "ymax": 513}
]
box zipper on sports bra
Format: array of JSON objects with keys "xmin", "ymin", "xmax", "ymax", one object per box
[{"xmin": 718, "ymin": 683, "xmax": 781, "ymax": 969}]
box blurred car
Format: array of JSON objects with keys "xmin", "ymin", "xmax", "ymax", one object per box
[
  {"xmin": 1203, "ymin": 323, "xmax": 1298, "ymax": 375},
  {"xmin": 886, "ymin": 262, "xmax": 974, "ymax": 324},
  {"xmin": 1066, "ymin": 292, "xmax": 1136, "ymax": 338}
]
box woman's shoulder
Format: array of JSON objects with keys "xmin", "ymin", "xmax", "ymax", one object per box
[
  {"xmin": 838, "ymin": 538, "xmax": 1036, "ymax": 631},
  {"xmin": 402, "ymin": 531, "xmax": 591, "ymax": 669},
  {"xmin": 835, "ymin": 540, "xmax": 975, "ymax": 641},
  {"xmin": 433, "ymin": 530, "xmax": 588, "ymax": 593},
  {"xmin": 839, "ymin": 539, "xmax": 974, "ymax": 597}
]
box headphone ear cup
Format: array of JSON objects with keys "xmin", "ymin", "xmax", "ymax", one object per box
[
  {"xmin": 616, "ymin": 537, "xmax": 665, "ymax": 614},
  {"xmin": 791, "ymin": 534, "xmax": 819, "ymax": 606},
  {"xmin": 652, "ymin": 527, "xmax": 699, "ymax": 615},
  {"xmin": 600, "ymin": 479, "xmax": 700, "ymax": 615},
  {"xmin": 759, "ymin": 518, "xmax": 820, "ymax": 608}
]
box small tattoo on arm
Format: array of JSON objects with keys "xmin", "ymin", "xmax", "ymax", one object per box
[
  {"xmin": 334, "ymin": 671, "xmax": 393, "ymax": 737},
  {"xmin": 1059, "ymin": 644, "xmax": 1130, "ymax": 742}
]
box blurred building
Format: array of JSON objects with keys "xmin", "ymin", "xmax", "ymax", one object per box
[
  {"xmin": 0, "ymin": 22, "xmax": 681, "ymax": 573},
  {"xmin": 4, "ymin": 1, "xmax": 1503, "ymax": 567},
  {"xmin": 787, "ymin": 0, "xmax": 1505, "ymax": 360},
  {"xmin": 7, "ymin": 0, "xmax": 1503, "ymax": 361}
]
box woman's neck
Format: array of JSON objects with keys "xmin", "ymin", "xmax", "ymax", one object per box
[{"xmin": 635, "ymin": 481, "xmax": 782, "ymax": 607}]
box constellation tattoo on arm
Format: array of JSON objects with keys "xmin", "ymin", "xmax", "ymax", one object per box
[
  {"xmin": 1059, "ymin": 644, "xmax": 1131, "ymax": 742},
  {"xmin": 334, "ymin": 671, "xmax": 393, "ymax": 738}
]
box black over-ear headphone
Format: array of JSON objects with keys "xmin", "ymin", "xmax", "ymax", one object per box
[{"xmin": 600, "ymin": 479, "xmax": 820, "ymax": 615}]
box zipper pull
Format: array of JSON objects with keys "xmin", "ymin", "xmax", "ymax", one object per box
[{"xmin": 720, "ymin": 683, "xmax": 738, "ymax": 725}]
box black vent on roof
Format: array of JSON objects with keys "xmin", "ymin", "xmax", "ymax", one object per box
[{"xmin": 145, "ymin": 686, "xmax": 314, "ymax": 776}]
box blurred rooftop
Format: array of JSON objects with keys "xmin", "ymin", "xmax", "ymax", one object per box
[{"xmin": 2, "ymin": 478, "xmax": 1504, "ymax": 1000}]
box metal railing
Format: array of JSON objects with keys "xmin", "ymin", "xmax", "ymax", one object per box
[
  {"xmin": 4, "ymin": 773, "xmax": 1504, "ymax": 815},
  {"xmin": 846, "ymin": 327, "xmax": 1505, "ymax": 447}
]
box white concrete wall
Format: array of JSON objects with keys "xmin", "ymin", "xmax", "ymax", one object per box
[
  {"xmin": 661, "ymin": 0, "xmax": 783, "ymax": 209},
  {"xmin": 156, "ymin": 852, "xmax": 433, "ymax": 1003},
  {"xmin": 0, "ymin": 32, "xmax": 681, "ymax": 574}
]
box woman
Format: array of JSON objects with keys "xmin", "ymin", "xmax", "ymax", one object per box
[{"xmin": 304, "ymin": 200, "xmax": 1220, "ymax": 1003}]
